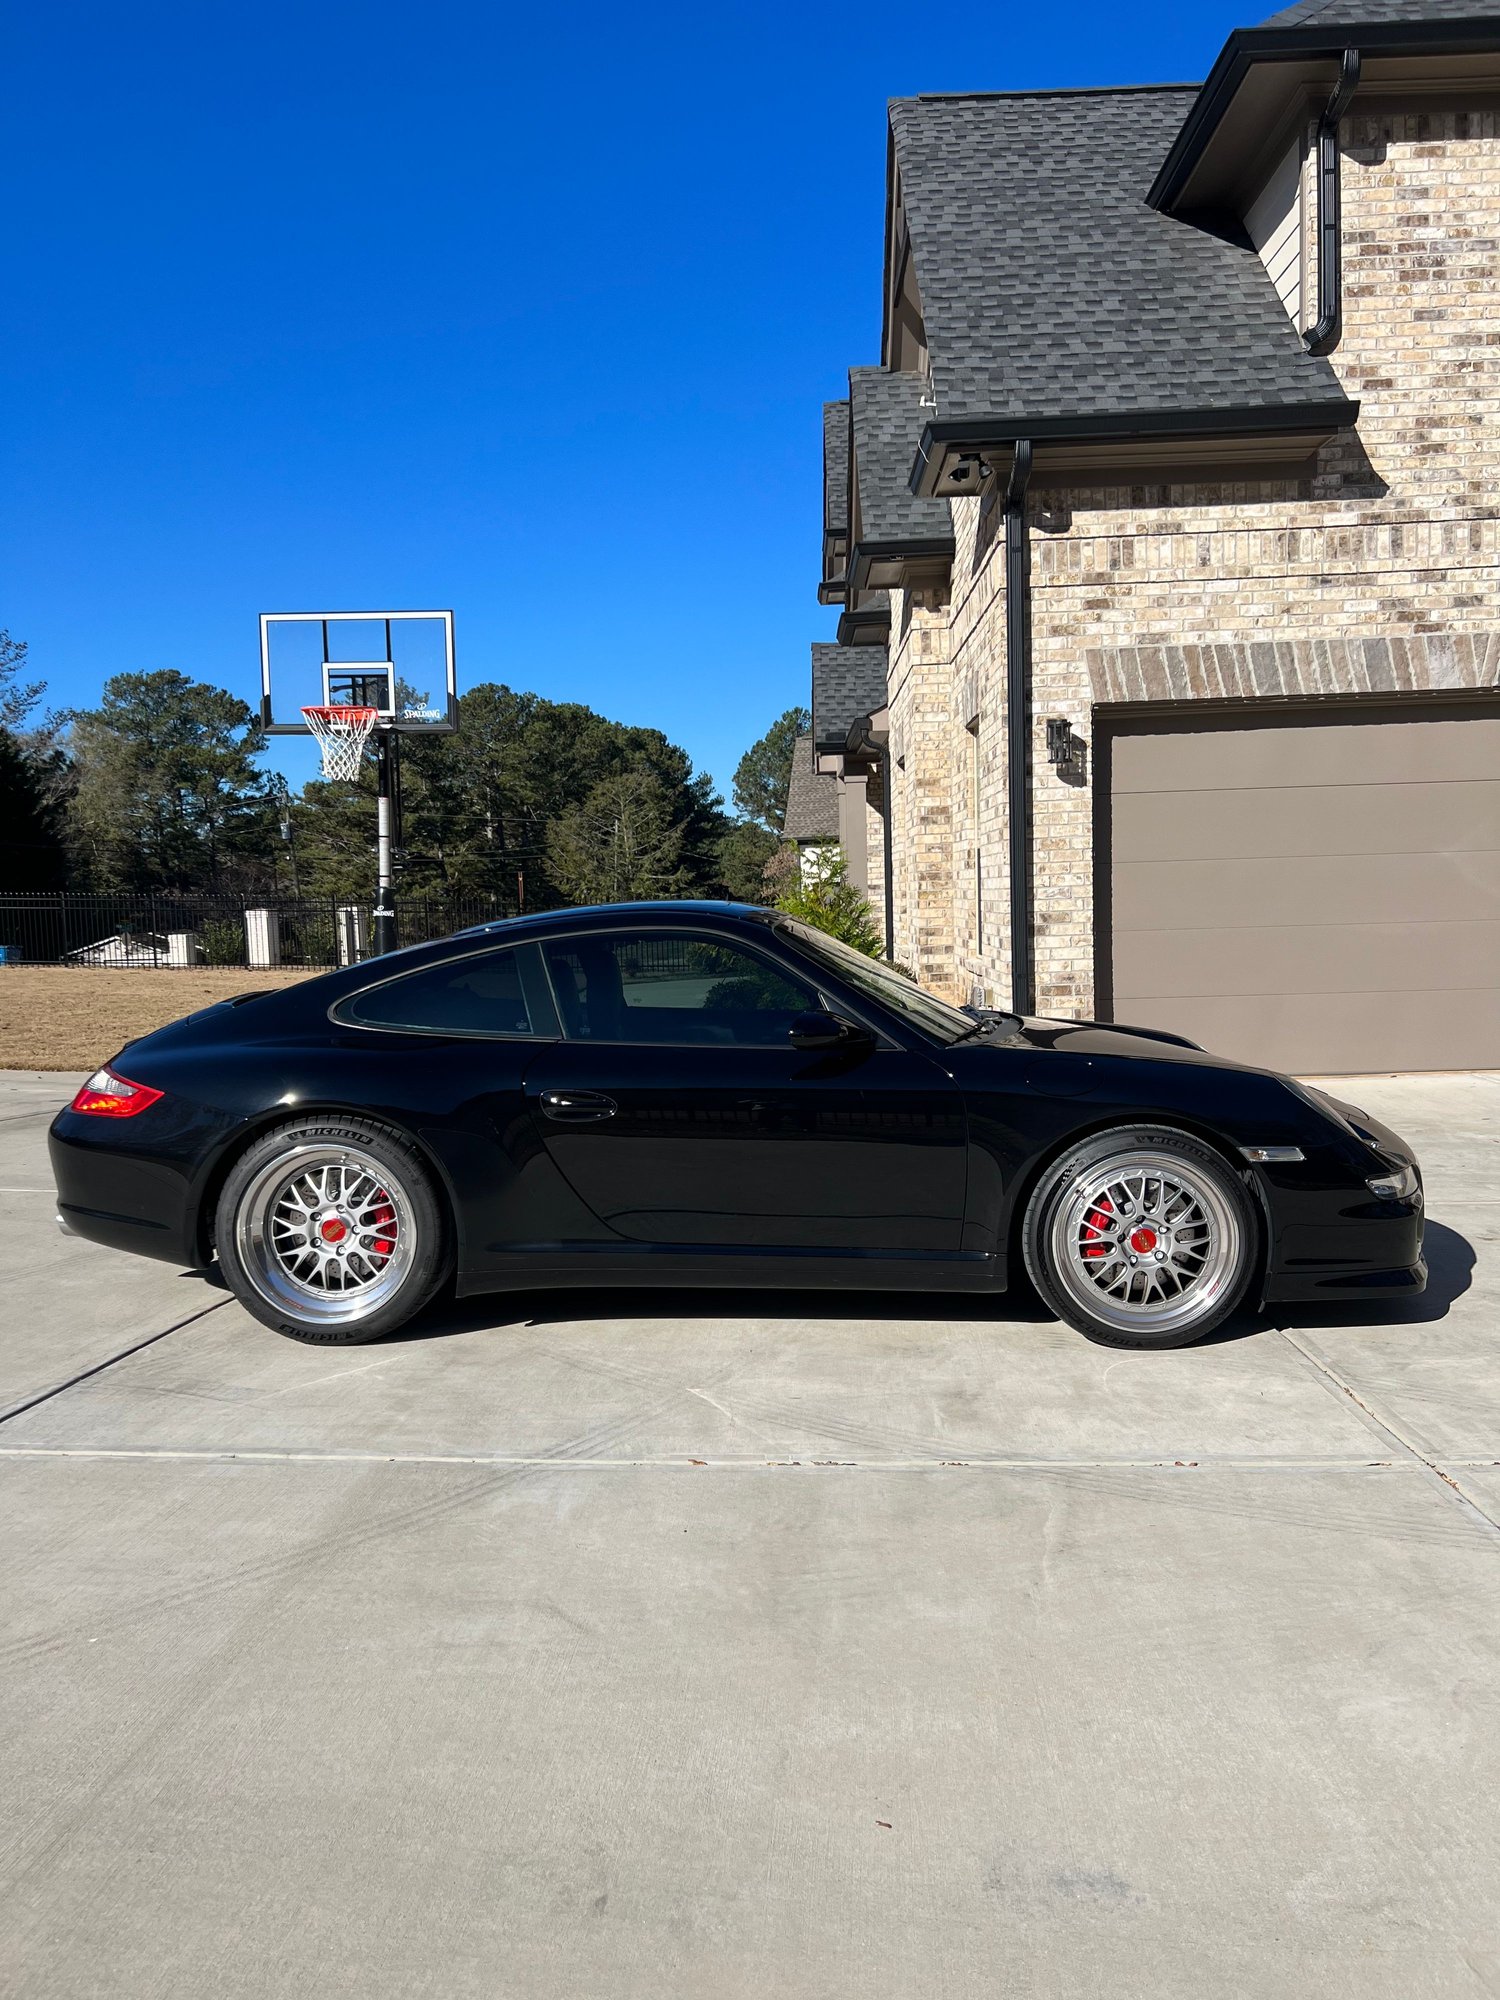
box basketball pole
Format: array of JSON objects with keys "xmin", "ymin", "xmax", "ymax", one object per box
[{"xmin": 373, "ymin": 727, "xmax": 397, "ymax": 956}]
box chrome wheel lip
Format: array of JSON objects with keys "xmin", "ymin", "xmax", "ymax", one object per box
[
  {"xmin": 235, "ymin": 1143, "xmax": 418, "ymax": 1326},
  {"xmin": 1048, "ymin": 1148, "xmax": 1241, "ymax": 1336}
]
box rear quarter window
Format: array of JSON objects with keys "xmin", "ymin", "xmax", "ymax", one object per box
[{"xmin": 333, "ymin": 943, "xmax": 558, "ymax": 1038}]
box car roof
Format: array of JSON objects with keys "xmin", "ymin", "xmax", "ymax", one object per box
[{"xmin": 451, "ymin": 900, "xmax": 774, "ymax": 942}]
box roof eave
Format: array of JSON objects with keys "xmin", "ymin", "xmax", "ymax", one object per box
[
  {"xmin": 836, "ymin": 600, "xmax": 892, "ymax": 647},
  {"xmin": 1149, "ymin": 18, "xmax": 1500, "ymax": 214},
  {"xmin": 846, "ymin": 534, "xmax": 955, "ymax": 596},
  {"xmin": 910, "ymin": 400, "xmax": 1360, "ymax": 500}
]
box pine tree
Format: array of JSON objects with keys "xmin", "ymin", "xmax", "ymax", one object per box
[
  {"xmin": 774, "ymin": 845, "xmax": 883, "ymax": 957},
  {"xmin": 0, "ymin": 727, "xmax": 67, "ymax": 890}
]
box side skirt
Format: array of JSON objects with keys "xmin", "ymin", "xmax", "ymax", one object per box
[{"xmin": 456, "ymin": 1244, "xmax": 1005, "ymax": 1300}]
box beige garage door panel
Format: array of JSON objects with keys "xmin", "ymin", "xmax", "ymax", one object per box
[
  {"xmin": 1115, "ymin": 919, "xmax": 1500, "ymax": 1000},
  {"xmin": 1122, "ymin": 991, "xmax": 1500, "ymax": 1076},
  {"xmin": 1110, "ymin": 710, "xmax": 1500, "ymax": 1074},
  {"xmin": 1114, "ymin": 781, "xmax": 1500, "ymax": 863},
  {"xmin": 1112, "ymin": 716, "xmax": 1500, "ymax": 793},
  {"xmin": 1117, "ymin": 850, "xmax": 1500, "ymax": 930}
]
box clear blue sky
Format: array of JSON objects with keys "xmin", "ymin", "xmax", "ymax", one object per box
[{"xmin": 5, "ymin": 1, "xmax": 1246, "ymax": 807}]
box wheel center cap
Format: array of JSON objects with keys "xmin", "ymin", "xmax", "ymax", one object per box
[
  {"xmin": 1129, "ymin": 1225, "xmax": 1158, "ymax": 1255},
  {"xmin": 319, "ymin": 1214, "xmax": 349, "ymax": 1245}
]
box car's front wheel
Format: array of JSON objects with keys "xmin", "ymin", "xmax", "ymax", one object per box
[
  {"xmin": 1021, "ymin": 1126, "xmax": 1257, "ymax": 1349},
  {"xmin": 215, "ymin": 1117, "xmax": 451, "ymax": 1343}
]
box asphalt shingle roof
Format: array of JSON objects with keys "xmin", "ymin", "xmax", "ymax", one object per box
[
  {"xmin": 811, "ymin": 643, "xmax": 889, "ymax": 755},
  {"xmin": 823, "ymin": 400, "xmax": 849, "ymax": 534},
  {"xmin": 889, "ymin": 87, "xmax": 1349, "ymax": 430},
  {"xmin": 1259, "ymin": 0, "xmax": 1500, "ymax": 22},
  {"xmin": 782, "ymin": 734, "xmax": 842, "ymax": 843},
  {"xmin": 848, "ymin": 366, "xmax": 955, "ymax": 547}
]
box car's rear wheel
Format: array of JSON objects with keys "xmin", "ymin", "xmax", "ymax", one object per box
[
  {"xmin": 1021, "ymin": 1126, "xmax": 1257, "ymax": 1349},
  {"xmin": 215, "ymin": 1118, "xmax": 451, "ymax": 1343}
]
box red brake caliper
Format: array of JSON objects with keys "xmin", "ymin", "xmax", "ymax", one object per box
[
  {"xmin": 370, "ymin": 1189, "xmax": 397, "ymax": 1260},
  {"xmin": 1081, "ymin": 1195, "xmax": 1114, "ymax": 1260}
]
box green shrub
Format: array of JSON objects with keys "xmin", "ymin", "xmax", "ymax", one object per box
[
  {"xmin": 199, "ymin": 918, "xmax": 245, "ymax": 967},
  {"xmin": 774, "ymin": 845, "xmax": 883, "ymax": 958}
]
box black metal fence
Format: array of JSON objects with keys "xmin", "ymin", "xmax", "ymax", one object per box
[{"xmin": 0, "ymin": 893, "xmax": 505, "ymax": 969}]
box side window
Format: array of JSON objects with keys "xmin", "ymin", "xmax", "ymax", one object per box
[
  {"xmin": 542, "ymin": 931, "xmax": 818, "ymax": 1047},
  {"xmin": 336, "ymin": 943, "xmax": 557, "ymax": 1037}
]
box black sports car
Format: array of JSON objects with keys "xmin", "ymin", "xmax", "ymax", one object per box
[{"xmin": 49, "ymin": 901, "xmax": 1425, "ymax": 1350}]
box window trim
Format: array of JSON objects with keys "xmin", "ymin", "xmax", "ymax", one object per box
[
  {"xmin": 329, "ymin": 938, "xmax": 562, "ymax": 1041},
  {"xmin": 535, "ymin": 923, "xmax": 896, "ymax": 1052}
]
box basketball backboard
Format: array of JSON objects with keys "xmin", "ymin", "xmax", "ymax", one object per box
[{"xmin": 259, "ymin": 611, "xmax": 457, "ymax": 735}]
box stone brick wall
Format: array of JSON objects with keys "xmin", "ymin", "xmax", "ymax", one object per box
[
  {"xmin": 885, "ymin": 595, "xmax": 958, "ymax": 989},
  {"xmin": 893, "ymin": 102, "xmax": 1500, "ymax": 1018},
  {"xmin": 862, "ymin": 773, "xmax": 886, "ymax": 945}
]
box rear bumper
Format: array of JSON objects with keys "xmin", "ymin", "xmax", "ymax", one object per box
[{"xmin": 49, "ymin": 1122, "xmax": 204, "ymax": 1268}]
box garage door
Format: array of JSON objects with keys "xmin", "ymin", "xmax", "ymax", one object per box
[{"xmin": 1109, "ymin": 704, "xmax": 1500, "ymax": 1075}]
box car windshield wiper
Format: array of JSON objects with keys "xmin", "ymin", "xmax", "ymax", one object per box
[{"xmin": 950, "ymin": 1010, "xmax": 1019, "ymax": 1043}]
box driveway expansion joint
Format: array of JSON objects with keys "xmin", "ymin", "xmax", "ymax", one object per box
[
  {"xmin": 1280, "ymin": 1328, "xmax": 1500, "ymax": 1538},
  {"xmin": 0, "ymin": 1445, "xmax": 1440, "ymax": 1471},
  {"xmin": 0, "ymin": 1300, "xmax": 231, "ymax": 1429}
]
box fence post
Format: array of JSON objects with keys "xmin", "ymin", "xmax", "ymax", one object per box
[
  {"xmin": 245, "ymin": 908, "xmax": 281, "ymax": 969},
  {"xmin": 336, "ymin": 906, "xmax": 369, "ymax": 966}
]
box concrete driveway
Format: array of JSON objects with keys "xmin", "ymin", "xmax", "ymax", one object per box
[{"xmin": 2, "ymin": 1069, "xmax": 1498, "ymax": 1998}]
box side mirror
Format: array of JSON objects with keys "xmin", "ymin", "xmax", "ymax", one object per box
[{"xmin": 788, "ymin": 1011, "xmax": 870, "ymax": 1052}]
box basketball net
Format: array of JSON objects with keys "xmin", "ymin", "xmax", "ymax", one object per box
[{"xmin": 303, "ymin": 705, "xmax": 379, "ymax": 782}]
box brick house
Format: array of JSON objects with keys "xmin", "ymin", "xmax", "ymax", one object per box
[{"xmin": 811, "ymin": 0, "xmax": 1500, "ymax": 1074}]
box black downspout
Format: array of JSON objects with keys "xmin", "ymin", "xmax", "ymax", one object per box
[
  {"xmin": 1305, "ymin": 48, "xmax": 1361, "ymax": 357},
  {"xmin": 881, "ymin": 752, "xmax": 896, "ymax": 962},
  {"xmin": 1004, "ymin": 440, "xmax": 1034, "ymax": 1015}
]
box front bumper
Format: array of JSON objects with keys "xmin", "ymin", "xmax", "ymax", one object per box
[
  {"xmin": 1258, "ymin": 1098, "xmax": 1426, "ymax": 1304},
  {"xmin": 1264, "ymin": 1250, "xmax": 1427, "ymax": 1304}
]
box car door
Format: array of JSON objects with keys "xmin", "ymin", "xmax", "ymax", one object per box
[{"xmin": 522, "ymin": 925, "xmax": 967, "ymax": 1252}]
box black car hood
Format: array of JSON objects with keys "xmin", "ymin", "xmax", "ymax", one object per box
[{"xmin": 1000, "ymin": 1015, "xmax": 1250, "ymax": 1071}]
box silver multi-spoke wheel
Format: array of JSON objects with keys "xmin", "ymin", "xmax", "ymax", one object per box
[
  {"xmin": 235, "ymin": 1143, "xmax": 420, "ymax": 1328},
  {"xmin": 1044, "ymin": 1146, "xmax": 1245, "ymax": 1339}
]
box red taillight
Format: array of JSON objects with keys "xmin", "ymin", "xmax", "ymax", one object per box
[{"xmin": 70, "ymin": 1068, "xmax": 164, "ymax": 1118}]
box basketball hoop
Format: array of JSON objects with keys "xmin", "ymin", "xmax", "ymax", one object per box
[{"xmin": 303, "ymin": 704, "xmax": 379, "ymax": 782}]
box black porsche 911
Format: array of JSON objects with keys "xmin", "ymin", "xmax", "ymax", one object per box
[{"xmin": 49, "ymin": 901, "xmax": 1425, "ymax": 1350}]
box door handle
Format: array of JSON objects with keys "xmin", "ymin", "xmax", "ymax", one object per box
[{"xmin": 540, "ymin": 1089, "xmax": 618, "ymax": 1123}]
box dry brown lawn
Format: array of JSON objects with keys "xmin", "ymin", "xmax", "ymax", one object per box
[{"xmin": 0, "ymin": 968, "xmax": 317, "ymax": 1070}]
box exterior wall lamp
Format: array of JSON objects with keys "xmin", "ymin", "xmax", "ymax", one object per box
[{"xmin": 1045, "ymin": 717, "xmax": 1087, "ymax": 782}]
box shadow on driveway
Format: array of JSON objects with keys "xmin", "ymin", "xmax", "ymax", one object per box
[{"xmin": 181, "ymin": 1217, "xmax": 1477, "ymax": 1348}]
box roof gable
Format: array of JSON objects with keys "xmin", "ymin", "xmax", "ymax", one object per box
[
  {"xmin": 819, "ymin": 399, "xmax": 851, "ymax": 604},
  {"xmin": 782, "ymin": 734, "xmax": 842, "ymax": 842},
  {"xmin": 1260, "ymin": 0, "xmax": 1500, "ymax": 24},
  {"xmin": 889, "ymin": 87, "xmax": 1349, "ymax": 448},
  {"xmin": 1153, "ymin": 5, "xmax": 1500, "ymax": 213},
  {"xmin": 811, "ymin": 643, "xmax": 888, "ymax": 756},
  {"xmin": 848, "ymin": 365, "xmax": 954, "ymax": 552}
]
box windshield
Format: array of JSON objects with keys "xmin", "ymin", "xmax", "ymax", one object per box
[{"xmin": 775, "ymin": 920, "xmax": 976, "ymax": 1044}]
